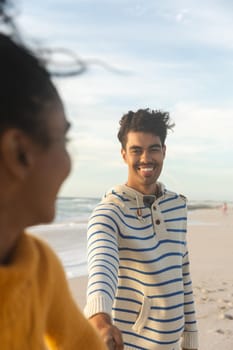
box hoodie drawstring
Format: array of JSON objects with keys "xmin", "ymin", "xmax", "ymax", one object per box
[{"xmin": 136, "ymin": 195, "xmax": 145, "ymax": 222}]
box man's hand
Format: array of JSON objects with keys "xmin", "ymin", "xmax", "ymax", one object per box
[{"xmin": 89, "ymin": 313, "xmax": 124, "ymax": 350}]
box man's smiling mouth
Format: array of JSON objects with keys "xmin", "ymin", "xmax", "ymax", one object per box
[{"xmin": 137, "ymin": 164, "xmax": 155, "ymax": 171}]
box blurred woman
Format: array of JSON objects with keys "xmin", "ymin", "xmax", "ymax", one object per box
[{"xmin": 0, "ymin": 33, "xmax": 107, "ymax": 350}]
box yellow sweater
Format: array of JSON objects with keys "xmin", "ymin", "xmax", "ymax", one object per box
[{"xmin": 0, "ymin": 232, "xmax": 107, "ymax": 350}]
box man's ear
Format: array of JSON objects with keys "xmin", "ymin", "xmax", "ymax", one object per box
[
  {"xmin": 0, "ymin": 129, "xmax": 35, "ymax": 180},
  {"xmin": 162, "ymin": 145, "xmax": 166, "ymax": 159},
  {"xmin": 121, "ymin": 148, "xmax": 127, "ymax": 163}
]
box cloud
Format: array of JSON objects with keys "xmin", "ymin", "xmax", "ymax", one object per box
[
  {"xmin": 171, "ymin": 103, "xmax": 233, "ymax": 143},
  {"xmin": 175, "ymin": 9, "xmax": 191, "ymax": 23},
  {"xmin": 17, "ymin": 0, "xmax": 233, "ymax": 200}
]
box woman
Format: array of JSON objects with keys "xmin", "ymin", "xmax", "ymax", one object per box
[{"xmin": 0, "ymin": 33, "xmax": 107, "ymax": 350}]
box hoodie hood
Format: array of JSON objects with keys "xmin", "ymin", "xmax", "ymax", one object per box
[{"xmin": 102, "ymin": 182, "xmax": 168, "ymax": 222}]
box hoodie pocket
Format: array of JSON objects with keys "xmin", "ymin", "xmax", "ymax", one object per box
[{"xmin": 132, "ymin": 295, "xmax": 151, "ymax": 333}]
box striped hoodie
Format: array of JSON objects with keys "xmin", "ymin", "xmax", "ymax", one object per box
[{"xmin": 84, "ymin": 183, "xmax": 198, "ymax": 350}]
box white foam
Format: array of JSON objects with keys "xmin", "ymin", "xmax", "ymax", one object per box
[{"xmin": 28, "ymin": 221, "xmax": 88, "ymax": 278}]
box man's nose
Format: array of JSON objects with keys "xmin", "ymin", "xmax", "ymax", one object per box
[{"xmin": 140, "ymin": 150, "xmax": 152, "ymax": 162}]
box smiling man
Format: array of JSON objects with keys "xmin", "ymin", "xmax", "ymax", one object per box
[{"xmin": 84, "ymin": 109, "xmax": 198, "ymax": 350}]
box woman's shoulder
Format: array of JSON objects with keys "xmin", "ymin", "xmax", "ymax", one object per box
[{"xmin": 24, "ymin": 232, "xmax": 65, "ymax": 278}]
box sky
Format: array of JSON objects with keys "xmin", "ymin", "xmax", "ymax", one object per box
[{"xmin": 13, "ymin": 0, "xmax": 233, "ymax": 200}]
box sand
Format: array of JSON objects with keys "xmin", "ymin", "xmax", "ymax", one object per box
[{"xmin": 68, "ymin": 207, "xmax": 233, "ymax": 350}]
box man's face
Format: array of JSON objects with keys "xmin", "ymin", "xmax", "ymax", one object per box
[{"xmin": 121, "ymin": 131, "xmax": 166, "ymax": 195}]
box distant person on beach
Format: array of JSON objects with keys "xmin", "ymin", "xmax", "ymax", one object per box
[
  {"xmin": 84, "ymin": 109, "xmax": 198, "ymax": 350},
  {"xmin": 222, "ymin": 202, "xmax": 228, "ymax": 215},
  {"xmin": 0, "ymin": 33, "xmax": 107, "ymax": 350}
]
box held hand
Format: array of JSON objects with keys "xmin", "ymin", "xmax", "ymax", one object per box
[{"xmin": 89, "ymin": 313, "xmax": 124, "ymax": 350}]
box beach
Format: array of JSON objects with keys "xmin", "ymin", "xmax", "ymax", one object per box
[{"xmin": 68, "ymin": 207, "xmax": 233, "ymax": 350}]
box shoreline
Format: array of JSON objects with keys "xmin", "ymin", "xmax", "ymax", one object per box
[{"xmin": 68, "ymin": 208, "xmax": 233, "ymax": 350}]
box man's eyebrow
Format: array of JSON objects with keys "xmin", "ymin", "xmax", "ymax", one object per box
[
  {"xmin": 129, "ymin": 145, "xmax": 142, "ymax": 150},
  {"xmin": 150, "ymin": 143, "xmax": 162, "ymax": 148},
  {"xmin": 129, "ymin": 143, "xmax": 162, "ymax": 149}
]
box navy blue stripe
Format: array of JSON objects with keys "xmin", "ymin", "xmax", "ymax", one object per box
[
  {"xmin": 88, "ymin": 229, "xmax": 115, "ymax": 239},
  {"xmin": 88, "ymin": 252, "xmax": 119, "ymax": 264},
  {"xmin": 113, "ymin": 317, "xmax": 183, "ymax": 329},
  {"xmin": 88, "ymin": 221, "xmax": 116, "ymax": 232},
  {"xmin": 159, "ymin": 195, "xmax": 179, "ymax": 204},
  {"xmin": 151, "ymin": 290, "xmax": 184, "ymax": 298},
  {"xmin": 120, "ymin": 252, "xmax": 183, "ymax": 264},
  {"xmin": 119, "ymin": 239, "xmax": 185, "ymax": 252},
  {"xmin": 96, "ymin": 205, "xmax": 136, "ymax": 219},
  {"xmin": 151, "ymin": 303, "xmax": 184, "ymax": 310},
  {"xmin": 165, "ymin": 217, "xmax": 187, "ymax": 222},
  {"xmin": 119, "ymin": 231, "xmax": 155, "ymax": 240},
  {"xmin": 88, "ymin": 238, "xmax": 118, "ymax": 249},
  {"xmin": 116, "ymin": 287, "xmax": 184, "ymax": 299},
  {"xmin": 167, "ymin": 229, "xmax": 186, "ymax": 233},
  {"xmin": 184, "ymin": 281, "xmax": 192, "ymax": 286},
  {"xmin": 118, "ymin": 276, "xmax": 183, "ymax": 287},
  {"xmin": 88, "ymin": 245, "xmax": 118, "ymax": 259},
  {"xmin": 97, "ymin": 205, "xmax": 151, "ymax": 221},
  {"xmin": 184, "ymin": 291, "xmax": 193, "ymax": 296},
  {"xmin": 90, "ymin": 258, "xmax": 118, "ymax": 273},
  {"xmin": 148, "ymin": 315, "xmax": 184, "ymax": 323},
  {"xmin": 185, "ymin": 311, "xmax": 195, "ymax": 315},
  {"xmin": 90, "ymin": 263, "xmax": 118, "ymax": 283},
  {"xmin": 92, "ymin": 213, "xmax": 154, "ymax": 238},
  {"xmin": 124, "ymin": 342, "xmax": 147, "ymax": 350},
  {"xmin": 113, "ymin": 318, "xmax": 134, "ymax": 325},
  {"xmin": 112, "ymin": 307, "xmax": 138, "ymax": 315},
  {"xmin": 88, "ymin": 230, "xmax": 116, "ymax": 243},
  {"xmin": 115, "ymin": 296, "xmax": 142, "ymax": 305},
  {"xmin": 119, "ymin": 264, "xmax": 182, "ymax": 275},
  {"xmin": 161, "ymin": 204, "xmax": 186, "ymax": 213},
  {"xmin": 88, "ymin": 280, "xmax": 115, "ymax": 295},
  {"xmin": 111, "ymin": 190, "xmax": 130, "ymax": 202},
  {"xmin": 87, "ymin": 288, "xmax": 113, "ymax": 300},
  {"xmin": 144, "ymin": 324, "xmax": 184, "ymax": 334},
  {"xmin": 117, "ymin": 286, "xmax": 144, "ymax": 296},
  {"xmin": 122, "ymin": 330, "xmax": 180, "ymax": 345},
  {"xmin": 89, "ymin": 272, "xmax": 117, "ymax": 289}
]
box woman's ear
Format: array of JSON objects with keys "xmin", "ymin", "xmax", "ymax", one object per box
[{"xmin": 0, "ymin": 129, "xmax": 35, "ymax": 180}]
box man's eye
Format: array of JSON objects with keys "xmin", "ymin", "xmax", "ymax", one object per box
[
  {"xmin": 151, "ymin": 146, "xmax": 161, "ymax": 152},
  {"xmin": 131, "ymin": 149, "xmax": 141, "ymax": 154}
]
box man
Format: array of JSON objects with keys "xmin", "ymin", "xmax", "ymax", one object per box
[{"xmin": 84, "ymin": 109, "xmax": 198, "ymax": 350}]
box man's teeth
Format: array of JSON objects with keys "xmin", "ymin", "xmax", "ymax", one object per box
[{"xmin": 140, "ymin": 167, "xmax": 153, "ymax": 171}]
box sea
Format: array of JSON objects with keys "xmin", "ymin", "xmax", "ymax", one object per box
[{"xmin": 29, "ymin": 197, "xmax": 228, "ymax": 280}]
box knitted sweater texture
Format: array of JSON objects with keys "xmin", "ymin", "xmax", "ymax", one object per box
[
  {"xmin": 0, "ymin": 232, "xmax": 106, "ymax": 350},
  {"xmin": 84, "ymin": 183, "xmax": 198, "ymax": 350}
]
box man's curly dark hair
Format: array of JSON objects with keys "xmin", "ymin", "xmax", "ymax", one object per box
[{"xmin": 117, "ymin": 108, "xmax": 175, "ymax": 149}]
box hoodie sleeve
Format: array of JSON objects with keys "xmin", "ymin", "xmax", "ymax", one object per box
[
  {"xmin": 84, "ymin": 204, "xmax": 120, "ymax": 319},
  {"xmin": 181, "ymin": 244, "xmax": 199, "ymax": 349}
]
